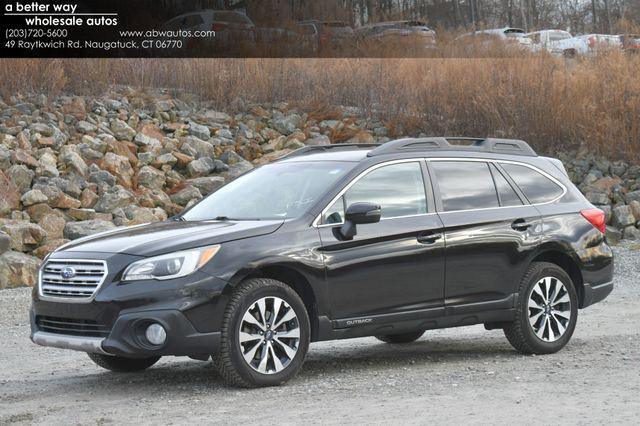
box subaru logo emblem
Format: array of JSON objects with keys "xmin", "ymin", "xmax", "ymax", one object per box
[{"xmin": 61, "ymin": 267, "xmax": 76, "ymax": 279}]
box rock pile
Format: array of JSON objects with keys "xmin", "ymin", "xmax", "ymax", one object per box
[{"xmin": 0, "ymin": 89, "xmax": 638, "ymax": 288}]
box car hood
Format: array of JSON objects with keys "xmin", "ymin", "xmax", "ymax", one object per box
[{"xmin": 58, "ymin": 220, "xmax": 284, "ymax": 257}]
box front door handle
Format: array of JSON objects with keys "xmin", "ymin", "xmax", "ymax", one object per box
[
  {"xmin": 511, "ymin": 219, "xmax": 534, "ymax": 231},
  {"xmin": 417, "ymin": 233, "xmax": 442, "ymax": 244}
]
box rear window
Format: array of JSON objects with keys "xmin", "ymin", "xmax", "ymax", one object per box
[
  {"xmin": 501, "ymin": 163, "xmax": 564, "ymax": 204},
  {"xmin": 432, "ymin": 161, "xmax": 499, "ymax": 211}
]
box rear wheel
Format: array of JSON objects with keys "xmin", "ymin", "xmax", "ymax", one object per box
[
  {"xmin": 214, "ymin": 278, "xmax": 310, "ymax": 387},
  {"xmin": 375, "ymin": 330, "xmax": 425, "ymax": 344},
  {"xmin": 87, "ymin": 353, "xmax": 160, "ymax": 372},
  {"xmin": 504, "ymin": 262, "xmax": 578, "ymax": 354}
]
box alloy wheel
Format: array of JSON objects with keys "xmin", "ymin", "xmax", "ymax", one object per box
[
  {"xmin": 238, "ymin": 296, "xmax": 300, "ymax": 374},
  {"xmin": 527, "ymin": 276, "xmax": 572, "ymax": 342}
]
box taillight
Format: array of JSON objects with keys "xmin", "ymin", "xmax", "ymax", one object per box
[{"xmin": 581, "ymin": 208, "xmax": 606, "ymax": 233}]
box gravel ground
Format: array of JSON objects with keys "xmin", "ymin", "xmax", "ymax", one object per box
[{"xmin": 1, "ymin": 245, "xmax": 639, "ymax": 425}]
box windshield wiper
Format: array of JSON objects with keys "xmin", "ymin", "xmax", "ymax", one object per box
[{"xmin": 212, "ymin": 216, "xmax": 262, "ymax": 221}]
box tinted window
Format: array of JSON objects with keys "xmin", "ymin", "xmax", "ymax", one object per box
[
  {"xmin": 501, "ymin": 163, "xmax": 564, "ymax": 204},
  {"xmin": 433, "ymin": 161, "xmax": 499, "ymax": 211},
  {"xmin": 322, "ymin": 162, "xmax": 427, "ymax": 224},
  {"xmin": 490, "ymin": 164, "xmax": 523, "ymax": 207}
]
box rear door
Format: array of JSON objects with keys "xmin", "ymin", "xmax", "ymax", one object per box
[
  {"xmin": 317, "ymin": 160, "xmax": 445, "ymax": 321},
  {"xmin": 429, "ymin": 159, "xmax": 542, "ymax": 313}
]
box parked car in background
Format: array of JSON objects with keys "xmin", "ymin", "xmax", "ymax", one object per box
[
  {"xmin": 296, "ymin": 20, "xmax": 355, "ymax": 54},
  {"xmin": 620, "ymin": 34, "xmax": 640, "ymax": 54},
  {"xmin": 161, "ymin": 10, "xmax": 256, "ymax": 54},
  {"xmin": 561, "ymin": 34, "xmax": 622, "ymax": 57},
  {"xmin": 356, "ymin": 21, "xmax": 437, "ymax": 55},
  {"xmin": 525, "ymin": 29, "xmax": 573, "ymax": 54},
  {"xmin": 456, "ymin": 27, "xmax": 532, "ymax": 53}
]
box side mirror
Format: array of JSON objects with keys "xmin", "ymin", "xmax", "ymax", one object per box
[{"xmin": 338, "ymin": 202, "xmax": 381, "ymax": 240}]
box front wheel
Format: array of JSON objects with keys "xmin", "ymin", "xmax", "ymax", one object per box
[
  {"xmin": 214, "ymin": 278, "xmax": 310, "ymax": 387},
  {"xmin": 504, "ymin": 262, "xmax": 578, "ymax": 355},
  {"xmin": 87, "ymin": 353, "xmax": 160, "ymax": 372}
]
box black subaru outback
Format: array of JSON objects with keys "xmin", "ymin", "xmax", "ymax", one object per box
[{"xmin": 30, "ymin": 137, "xmax": 613, "ymax": 387}]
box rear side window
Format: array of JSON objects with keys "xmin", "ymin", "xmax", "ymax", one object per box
[
  {"xmin": 501, "ymin": 163, "xmax": 564, "ymax": 204},
  {"xmin": 490, "ymin": 164, "xmax": 523, "ymax": 207},
  {"xmin": 432, "ymin": 161, "xmax": 499, "ymax": 211}
]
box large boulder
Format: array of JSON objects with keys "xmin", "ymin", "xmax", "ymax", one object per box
[
  {"xmin": 0, "ymin": 231, "xmax": 10, "ymax": 254},
  {"xmin": 623, "ymin": 226, "xmax": 640, "ymax": 240},
  {"xmin": 0, "ymin": 171, "xmax": 21, "ymax": 216},
  {"xmin": 629, "ymin": 201, "xmax": 640, "ymax": 222},
  {"xmin": 611, "ymin": 205, "xmax": 635, "ymax": 228},
  {"xmin": 136, "ymin": 166, "xmax": 166, "ymax": 191},
  {"xmin": 63, "ymin": 220, "xmax": 116, "ymax": 240},
  {"xmin": 111, "ymin": 119, "xmax": 136, "ymax": 141},
  {"xmin": 21, "ymin": 189, "xmax": 48, "ymax": 207},
  {"xmin": 6, "ymin": 165, "xmax": 35, "ymax": 194},
  {"xmin": 169, "ymin": 185, "xmax": 202, "ymax": 206},
  {"xmin": 94, "ymin": 186, "xmax": 136, "ymax": 213},
  {"xmin": 32, "ymin": 239, "xmax": 69, "ymax": 259},
  {"xmin": 0, "ymin": 251, "xmax": 41, "ymax": 289},
  {"xmin": 0, "ymin": 220, "xmax": 47, "ymax": 252},
  {"xmin": 188, "ymin": 176, "xmax": 225, "ymax": 195},
  {"xmin": 188, "ymin": 121, "xmax": 211, "ymax": 140},
  {"xmin": 182, "ymin": 136, "xmax": 214, "ymax": 159},
  {"xmin": 60, "ymin": 150, "xmax": 89, "ymax": 177},
  {"xmin": 186, "ymin": 157, "xmax": 216, "ymax": 177},
  {"xmin": 99, "ymin": 152, "xmax": 135, "ymax": 188},
  {"xmin": 625, "ymin": 190, "xmax": 640, "ymax": 204}
]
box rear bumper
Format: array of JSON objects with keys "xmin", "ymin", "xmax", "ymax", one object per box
[{"xmin": 580, "ymin": 280, "xmax": 613, "ymax": 308}]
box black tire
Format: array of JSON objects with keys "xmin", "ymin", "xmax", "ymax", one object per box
[
  {"xmin": 504, "ymin": 262, "xmax": 578, "ymax": 355},
  {"xmin": 375, "ymin": 330, "xmax": 425, "ymax": 344},
  {"xmin": 87, "ymin": 353, "xmax": 160, "ymax": 372},
  {"xmin": 214, "ymin": 278, "xmax": 310, "ymax": 388}
]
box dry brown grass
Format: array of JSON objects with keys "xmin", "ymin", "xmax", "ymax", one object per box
[{"xmin": 0, "ymin": 53, "xmax": 639, "ymax": 159}]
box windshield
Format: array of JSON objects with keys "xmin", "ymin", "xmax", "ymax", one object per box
[{"xmin": 181, "ymin": 161, "xmax": 352, "ymax": 221}]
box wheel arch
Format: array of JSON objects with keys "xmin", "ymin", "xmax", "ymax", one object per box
[
  {"xmin": 529, "ymin": 249, "xmax": 584, "ymax": 306},
  {"xmin": 233, "ymin": 264, "xmax": 322, "ymax": 341}
]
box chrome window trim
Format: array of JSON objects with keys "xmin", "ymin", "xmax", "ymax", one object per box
[
  {"xmin": 38, "ymin": 259, "xmax": 109, "ymax": 304},
  {"xmin": 312, "ymin": 158, "xmax": 427, "ymax": 228},
  {"xmin": 312, "ymin": 156, "xmax": 568, "ymax": 227}
]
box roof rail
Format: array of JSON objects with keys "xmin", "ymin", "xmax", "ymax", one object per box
[
  {"xmin": 278, "ymin": 143, "xmax": 380, "ymax": 161},
  {"xmin": 366, "ymin": 137, "xmax": 537, "ymax": 157}
]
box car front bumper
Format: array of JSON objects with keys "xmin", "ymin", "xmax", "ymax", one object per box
[
  {"xmin": 30, "ymin": 307, "xmax": 222, "ymax": 358},
  {"xmin": 30, "ymin": 251, "xmax": 230, "ymax": 358}
]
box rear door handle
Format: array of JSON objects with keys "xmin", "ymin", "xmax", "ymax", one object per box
[
  {"xmin": 511, "ymin": 219, "xmax": 534, "ymax": 231},
  {"xmin": 417, "ymin": 233, "xmax": 442, "ymax": 244}
]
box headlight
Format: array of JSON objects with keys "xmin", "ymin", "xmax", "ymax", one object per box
[{"xmin": 122, "ymin": 245, "xmax": 220, "ymax": 282}]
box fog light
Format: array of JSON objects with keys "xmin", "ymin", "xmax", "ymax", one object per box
[{"xmin": 145, "ymin": 323, "xmax": 166, "ymax": 346}]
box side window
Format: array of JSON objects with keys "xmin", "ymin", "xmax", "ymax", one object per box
[
  {"xmin": 490, "ymin": 164, "xmax": 523, "ymax": 207},
  {"xmin": 321, "ymin": 162, "xmax": 427, "ymax": 224},
  {"xmin": 432, "ymin": 161, "xmax": 499, "ymax": 211},
  {"xmin": 501, "ymin": 163, "xmax": 564, "ymax": 204}
]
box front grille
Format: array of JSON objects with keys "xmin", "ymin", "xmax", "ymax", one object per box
[
  {"xmin": 39, "ymin": 259, "xmax": 108, "ymax": 301},
  {"xmin": 36, "ymin": 315, "xmax": 110, "ymax": 337}
]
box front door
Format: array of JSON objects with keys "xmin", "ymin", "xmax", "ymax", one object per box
[{"xmin": 317, "ymin": 160, "xmax": 445, "ymax": 321}]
